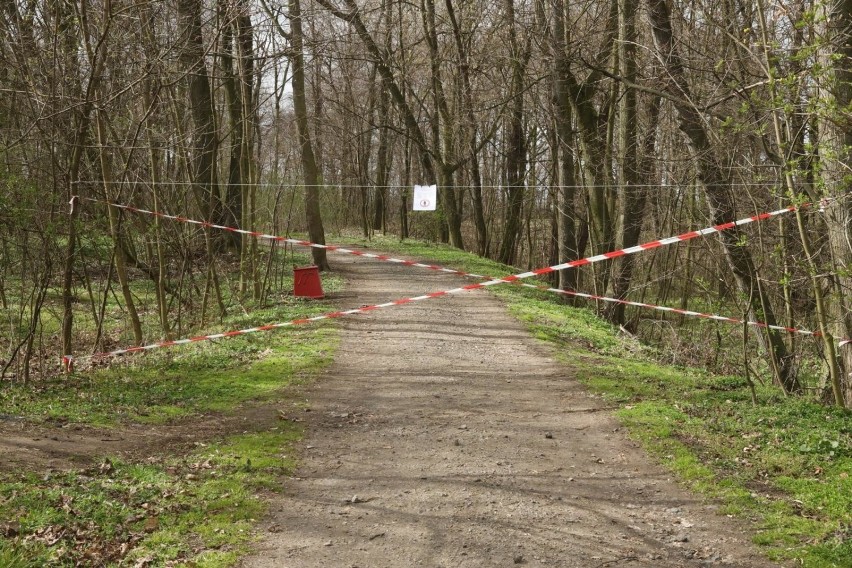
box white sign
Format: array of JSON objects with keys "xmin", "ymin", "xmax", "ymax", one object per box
[{"xmin": 413, "ymin": 184, "xmax": 437, "ymax": 211}]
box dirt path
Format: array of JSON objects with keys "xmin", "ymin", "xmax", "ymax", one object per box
[
  {"xmin": 0, "ymin": 404, "xmax": 283, "ymax": 473},
  {"xmin": 241, "ymin": 256, "xmax": 781, "ymax": 568}
]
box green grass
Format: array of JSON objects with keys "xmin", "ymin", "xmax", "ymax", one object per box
[
  {"xmin": 0, "ymin": 256, "xmax": 344, "ymax": 566},
  {"xmin": 0, "ymin": 429, "xmax": 301, "ymax": 567},
  {"xmin": 0, "ymin": 248, "xmax": 332, "ymax": 355},
  {"xmin": 0, "ymin": 322, "xmax": 335, "ymax": 426},
  {"xmin": 344, "ymin": 236, "xmax": 851, "ymax": 567},
  {"xmin": 0, "ymin": 275, "xmax": 343, "ymax": 426}
]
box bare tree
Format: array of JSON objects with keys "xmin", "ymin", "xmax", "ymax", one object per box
[
  {"xmin": 818, "ymin": 0, "xmax": 852, "ymax": 406},
  {"xmin": 645, "ymin": 0, "xmax": 800, "ymax": 395},
  {"xmin": 497, "ymin": 0, "xmax": 529, "ymax": 265},
  {"xmin": 290, "ymin": 0, "xmax": 330, "ymax": 269}
]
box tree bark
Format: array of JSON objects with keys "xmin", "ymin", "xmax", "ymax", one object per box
[
  {"xmin": 290, "ymin": 0, "xmax": 329, "ymax": 269},
  {"xmin": 609, "ymin": 93, "xmax": 659, "ymax": 325},
  {"xmin": 423, "ymin": 0, "xmax": 463, "ymax": 249},
  {"xmin": 567, "ymin": 0, "xmax": 618, "ymax": 258},
  {"xmin": 608, "ymin": 0, "xmax": 652, "ymax": 325},
  {"xmin": 551, "ymin": 0, "xmax": 579, "ymax": 292},
  {"xmin": 645, "ymin": 0, "xmax": 800, "ymax": 395},
  {"xmin": 446, "ymin": 0, "xmax": 488, "ymax": 255},
  {"xmin": 498, "ymin": 0, "xmax": 527, "ymax": 266},
  {"xmin": 178, "ymin": 0, "xmax": 219, "ymax": 222},
  {"xmin": 373, "ymin": 76, "xmax": 390, "ymax": 233},
  {"xmin": 372, "ymin": 0, "xmax": 393, "ymax": 234},
  {"xmin": 219, "ymin": 0, "xmax": 245, "ymax": 251},
  {"xmin": 818, "ymin": 0, "xmax": 852, "ymax": 406}
]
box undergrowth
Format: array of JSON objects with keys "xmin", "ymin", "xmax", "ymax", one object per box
[
  {"xmin": 0, "ymin": 276, "xmax": 343, "ymax": 426},
  {"xmin": 0, "ymin": 261, "xmax": 343, "ymax": 566}
]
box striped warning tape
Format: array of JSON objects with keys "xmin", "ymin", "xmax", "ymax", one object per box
[
  {"xmin": 61, "ymin": 266, "xmax": 851, "ymax": 372},
  {"xmin": 74, "ymin": 195, "xmax": 827, "ymax": 281},
  {"xmin": 512, "ymin": 282, "xmax": 852, "ymax": 347},
  {"xmin": 62, "ymin": 197, "xmax": 831, "ymax": 369},
  {"xmin": 60, "ymin": 284, "xmax": 489, "ymax": 371},
  {"xmin": 75, "ymin": 196, "xmax": 486, "ymax": 278}
]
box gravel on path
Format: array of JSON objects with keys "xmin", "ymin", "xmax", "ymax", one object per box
[{"xmin": 241, "ymin": 255, "xmax": 782, "ymax": 568}]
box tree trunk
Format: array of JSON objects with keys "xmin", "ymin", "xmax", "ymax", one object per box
[
  {"xmin": 818, "ymin": 0, "xmax": 852, "ymax": 406},
  {"xmin": 178, "ymin": 0, "xmax": 219, "ymax": 221},
  {"xmin": 646, "ymin": 0, "xmax": 800, "ymax": 395},
  {"xmin": 439, "ymin": 167, "xmax": 465, "ymax": 249},
  {"xmin": 566, "ymin": 0, "xmax": 618, "ymax": 258},
  {"xmin": 446, "ymin": 0, "xmax": 488, "ymax": 255},
  {"xmin": 220, "ymin": 1, "xmax": 244, "ymax": 252},
  {"xmin": 373, "ymin": 85, "xmax": 391, "ymax": 233},
  {"xmin": 373, "ymin": 0, "xmax": 393, "ymax": 233},
  {"xmin": 423, "ymin": 0, "xmax": 463, "ymax": 249},
  {"xmin": 608, "ymin": 0, "xmax": 656, "ymax": 325},
  {"xmin": 106, "ymin": 206, "xmax": 145, "ymax": 346},
  {"xmin": 498, "ymin": 0, "xmax": 527, "ymax": 266},
  {"xmin": 609, "ymin": 93, "xmax": 659, "ymax": 325},
  {"xmin": 289, "ymin": 0, "xmax": 329, "ymax": 269},
  {"xmin": 551, "ymin": 0, "xmax": 579, "ymax": 292},
  {"xmin": 400, "ymin": 136, "xmax": 411, "ymax": 239}
]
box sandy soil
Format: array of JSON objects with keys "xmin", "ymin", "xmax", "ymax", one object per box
[{"xmin": 240, "ymin": 256, "xmax": 782, "ymax": 568}]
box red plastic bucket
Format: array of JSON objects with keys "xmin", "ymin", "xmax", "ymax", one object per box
[{"xmin": 293, "ymin": 265, "xmax": 324, "ymax": 299}]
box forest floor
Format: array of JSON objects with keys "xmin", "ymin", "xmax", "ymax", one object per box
[{"xmin": 0, "ymin": 254, "xmax": 787, "ymax": 567}]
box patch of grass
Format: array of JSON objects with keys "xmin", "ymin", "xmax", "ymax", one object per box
[
  {"xmin": 0, "ymin": 428, "xmax": 300, "ymax": 567},
  {"xmin": 0, "ymin": 257, "xmax": 344, "ymax": 565},
  {"xmin": 342, "ymin": 237, "xmax": 852, "ymax": 567},
  {"xmin": 0, "ymin": 542, "xmax": 40, "ymax": 568},
  {"xmin": 0, "ymin": 250, "xmax": 333, "ymax": 377},
  {"xmin": 505, "ymin": 295, "xmax": 628, "ymax": 356},
  {"xmin": 0, "ymin": 281, "xmax": 342, "ymax": 426}
]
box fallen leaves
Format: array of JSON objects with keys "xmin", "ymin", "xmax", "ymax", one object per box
[{"xmin": 22, "ymin": 522, "xmax": 144, "ymax": 566}]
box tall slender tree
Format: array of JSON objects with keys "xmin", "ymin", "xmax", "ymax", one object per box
[
  {"xmin": 498, "ymin": 0, "xmax": 529, "ymax": 265},
  {"xmin": 289, "ymin": 0, "xmax": 329, "ymax": 269},
  {"xmin": 818, "ymin": 0, "xmax": 852, "ymax": 405},
  {"xmin": 645, "ymin": 0, "xmax": 800, "ymax": 395}
]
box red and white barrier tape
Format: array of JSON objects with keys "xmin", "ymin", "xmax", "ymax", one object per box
[
  {"xmin": 61, "ymin": 270, "xmax": 851, "ymax": 372},
  {"xmin": 76, "ymin": 196, "xmax": 488, "ymax": 278},
  {"xmin": 512, "ymin": 282, "xmax": 852, "ymax": 347},
  {"xmin": 62, "ymin": 196, "xmax": 839, "ymax": 369},
  {"xmin": 76, "ymin": 196, "xmax": 828, "ymax": 282}
]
